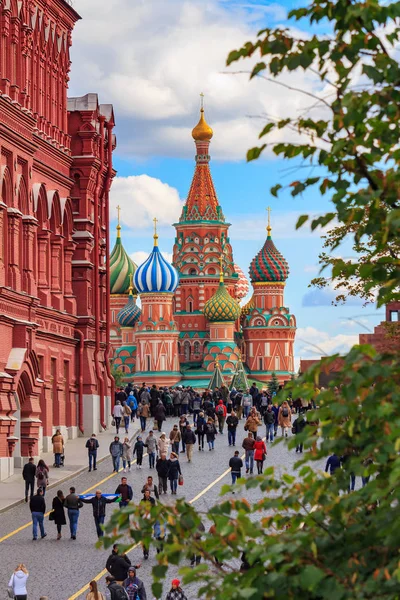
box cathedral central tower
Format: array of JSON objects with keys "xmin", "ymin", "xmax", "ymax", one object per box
[{"xmin": 172, "ymin": 101, "xmax": 239, "ymax": 366}]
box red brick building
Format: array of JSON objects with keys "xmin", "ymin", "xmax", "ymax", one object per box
[{"xmin": 0, "ymin": 0, "xmax": 115, "ymax": 480}]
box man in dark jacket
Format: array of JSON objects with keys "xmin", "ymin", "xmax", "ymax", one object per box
[
  {"xmin": 29, "ymin": 487, "xmax": 46, "ymax": 540},
  {"xmin": 156, "ymin": 453, "xmax": 170, "ymax": 494},
  {"xmin": 81, "ymin": 490, "xmax": 118, "ymax": 537},
  {"xmin": 115, "ymin": 386, "xmax": 127, "ymax": 404},
  {"xmin": 229, "ymin": 450, "xmax": 243, "ymax": 486},
  {"xmin": 23, "ymin": 457, "xmax": 36, "ymax": 501},
  {"xmin": 292, "ymin": 414, "xmax": 306, "ymax": 453},
  {"xmin": 85, "ymin": 433, "xmax": 99, "ymax": 472},
  {"xmin": 106, "ymin": 544, "xmax": 136, "ymax": 584},
  {"xmin": 242, "ymin": 432, "xmax": 255, "ymax": 474},
  {"xmin": 115, "ymin": 476, "xmax": 133, "ymax": 509},
  {"xmin": 123, "ymin": 567, "xmax": 147, "ymax": 600},
  {"xmin": 226, "ymin": 411, "xmax": 239, "ymax": 446},
  {"xmin": 264, "ymin": 405, "xmax": 275, "ymax": 442},
  {"xmin": 325, "ymin": 453, "xmax": 341, "ymax": 475},
  {"xmin": 64, "ymin": 486, "xmax": 83, "ymax": 540},
  {"xmin": 182, "ymin": 424, "xmax": 196, "ymax": 462}
]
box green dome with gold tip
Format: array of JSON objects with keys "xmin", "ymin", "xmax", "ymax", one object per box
[
  {"xmin": 110, "ymin": 219, "xmax": 137, "ymax": 295},
  {"xmin": 204, "ymin": 259, "xmax": 241, "ymax": 323}
]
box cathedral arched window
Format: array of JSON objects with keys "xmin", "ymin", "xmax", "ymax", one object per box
[
  {"xmin": 194, "ymin": 341, "xmax": 201, "ymax": 355},
  {"xmin": 189, "ymin": 268, "xmax": 196, "ymax": 275},
  {"xmin": 184, "ymin": 341, "xmax": 191, "ymax": 361}
]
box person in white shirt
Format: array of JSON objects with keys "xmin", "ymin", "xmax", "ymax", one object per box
[
  {"xmin": 9, "ymin": 563, "xmax": 29, "ymax": 600},
  {"xmin": 112, "ymin": 401, "xmax": 124, "ymax": 434}
]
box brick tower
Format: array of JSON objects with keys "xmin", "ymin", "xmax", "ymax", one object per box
[{"xmin": 172, "ymin": 99, "xmax": 239, "ymax": 367}]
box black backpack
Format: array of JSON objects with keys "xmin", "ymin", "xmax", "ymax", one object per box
[
  {"xmin": 112, "ymin": 584, "xmax": 129, "ymax": 600},
  {"xmin": 282, "ymin": 407, "xmax": 289, "ymax": 417}
]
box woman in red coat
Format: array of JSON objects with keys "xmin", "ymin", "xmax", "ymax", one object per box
[{"xmin": 254, "ymin": 436, "xmax": 267, "ymax": 474}]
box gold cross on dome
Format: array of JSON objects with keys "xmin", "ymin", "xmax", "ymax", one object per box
[
  {"xmin": 200, "ymin": 92, "xmax": 204, "ymax": 110},
  {"xmin": 266, "ymin": 206, "xmax": 272, "ymax": 235},
  {"xmin": 153, "ymin": 217, "xmax": 159, "ymax": 246},
  {"xmin": 117, "ymin": 205, "xmax": 121, "ymax": 226}
]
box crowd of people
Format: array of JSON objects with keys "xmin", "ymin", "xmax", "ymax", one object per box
[{"xmin": 17, "ymin": 380, "xmax": 318, "ymax": 599}]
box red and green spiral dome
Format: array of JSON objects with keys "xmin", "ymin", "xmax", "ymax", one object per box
[{"xmin": 249, "ymin": 233, "xmax": 289, "ymax": 283}]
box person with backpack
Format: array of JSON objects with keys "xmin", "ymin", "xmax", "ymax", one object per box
[
  {"xmin": 192, "ymin": 392, "xmax": 202, "ymax": 424},
  {"xmin": 264, "ymin": 405, "xmax": 275, "ymax": 442},
  {"xmin": 132, "ymin": 436, "xmax": 145, "ymax": 468},
  {"xmin": 272, "ymin": 401, "xmax": 279, "ymax": 437},
  {"xmin": 235, "ymin": 390, "xmax": 243, "ymax": 420},
  {"xmin": 122, "ymin": 402, "xmax": 132, "ymax": 434},
  {"xmin": 126, "ymin": 392, "xmax": 138, "ymax": 422},
  {"xmin": 182, "ymin": 424, "xmax": 196, "ymax": 462},
  {"xmin": 137, "ymin": 401, "xmax": 150, "ymax": 432},
  {"xmin": 278, "ymin": 400, "xmax": 292, "ymax": 437},
  {"xmin": 123, "ymin": 567, "xmax": 147, "ymax": 600},
  {"xmin": 292, "ymin": 414, "xmax": 307, "ymax": 453},
  {"xmin": 23, "ymin": 456, "xmax": 36, "ymax": 502},
  {"xmin": 154, "ymin": 400, "xmax": 166, "ymax": 432},
  {"xmin": 35, "ymin": 459, "xmax": 49, "ymax": 495},
  {"xmin": 205, "ymin": 417, "xmax": 217, "ymax": 450},
  {"xmin": 242, "ymin": 390, "xmax": 253, "ymax": 419},
  {"xmin": 260, "ymin": 392, "xmax": 269, "ymax": 416},
  {"xmin": 195, "ymin": 411, "xmax": 207, "ymax": 451},
  {"xmin": 86, "ymin": 433, "xmax": 99, "ymax": 472},
  {"xmin": 106, "ymin": 576, "xmax": 129, "ymax": 600},
  {"xmin": 226, "ymin": 411, "xmax": 239, "ymax": 446},
  {"xmin": 106, "ymin": 544, "xmax": 137, "ymax": 585},
  {"xmin": 215, "ymin": 399, "xmax": 227, "ymax": 434},
  {"xmin": 163, "ymin": 389, "xmax": 174, "ymax": 417},
  {"xmin": 156, "ymin": 453, "xmax": 170, "ymax": 494},
  {"xmin": 122, "ymin": 438, "xmax": 132, "ymax": 472},
  {"xmin": 165, "ymin": 579, "xmax": 188, "ymax": 600},
  {"xmin": 178, "ymin": 415, "xmax": 189, "ymax": 453},
  {"xmin": 144, "ymin": 430, "xmax": 157, "ymax": 469}
]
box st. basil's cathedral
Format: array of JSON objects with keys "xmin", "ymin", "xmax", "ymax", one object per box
[{"xmin": 110, "ymin": 106, "xmax": 297, "ymax": 388}]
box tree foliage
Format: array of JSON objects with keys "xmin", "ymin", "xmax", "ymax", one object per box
[
  {"xmin": 103, "ymin": 2, "xmax": 400, "ymax": 598},
  {"xmin": 267, "ymin": 371, "xmax": 280, "ymax": 395}
]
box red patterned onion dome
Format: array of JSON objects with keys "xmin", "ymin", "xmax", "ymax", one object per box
[
  {"xmin": 234, "ymin": 263, "xmax": 249, "ymax": 300},
  {"xmin": 249, "ymin": 230, "xmax": 289, "ymax": 283}
]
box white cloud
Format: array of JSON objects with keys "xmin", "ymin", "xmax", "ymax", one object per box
[
  {"xmin": 130, "ymin": 250, "xmax": 173, "ymax": 267},
  {"xmin": 230, "ymin": 211, "xmax": 335, "ymax": 241},
  {"xmin": 69, "ymin": 0, "xmax": 328, "ymax": 160},
  {"xmin": 295, "ymin": 326, "xmax": 359, "ymax": 360},
  {"xmin": 109, "ymin": 175, "xmax": 183, "ymax": 230}
]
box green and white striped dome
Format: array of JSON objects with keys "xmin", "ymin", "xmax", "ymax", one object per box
[{"xmin": 110, "ymin": 234, "xmax": 137, "ymax": 295}]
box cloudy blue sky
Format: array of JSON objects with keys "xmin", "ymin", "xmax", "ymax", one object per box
[{"xmin": 68, "ymin": 0, "xmax": 382, "ymax": 366}]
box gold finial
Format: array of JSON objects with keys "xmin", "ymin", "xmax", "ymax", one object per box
[
  {"xmin": 219, "ymin": 254, "xmax": 224, "ymax": 283},
  {"xmin": 267, "ymin": 206, "xmax": 272, "ymax": 237},
  {"xmin": 153, "ymin": 217, "xmax": 159, "ymax": 247},
  {"xmin": 192, "ymin": 93, "xmax": 213, "ymax": 142},
  {"xmin": 116, "ymin": 205, "xmax": 121, "ymax": 238},
  {"xmin": 215, "ymin": 358, "xmax": 220, "ymax": 369},
  {"xmin": 128, "ymin": 273, "xmax": 134, "ymax": 296}
]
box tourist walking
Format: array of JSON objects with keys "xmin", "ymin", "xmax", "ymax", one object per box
[
  {"xmin": 123, "ymin": 402, "xmax": 132, "ymax": 434},
  {"xmin": 264, "ymin": 405, "xmax": 275, "ymax": 442},
  {"xmin": 244, "ymin": 408, "xmax": 261, "ymax": 437},
  {"xmin": 115, "ymin": 476, "xmax": 133, "ymax": 509},
  {"xmin": 138, "ymin": 401, "xmax": 150, "ymax": 432},
  {"xmin": 167, "ymin": 452, "xmax": 182, "ymax": 494},
  {"xmin": 64, "ymin": 486, "xmax": 83, "ymax": 539},
  {"xmin": 23, "ymin": 456, "xmax": 36, "ymax": 502},
  {"xmin": 169, "ymin": 424, "xmax": 181, "ymax": 455},
  {"xmin": 52, "ymin": 429, "xmax": 64, "ymax": 468},
  {"xmin": 254, "ymin": 436, "xmax": 267, "ymax": 474},
  {"xmin": 35, "ymin": 459, "xmax": 49, "ymax": 495},
  {"xmin": 124, "ymin": 567, "xmax": 147, "ymax": 600},
  {"xmin": 122, "ymin": 437, "xmax": 132, "ymax": 472},
  {"xmin": 242, "ymin": 390, "xmax": 253, "ymax": 418},
  {"xmin": 205, "ymin": 418, "xmax": 217, "ymax": 450},
  {"xmin": 156, "ymin": 453, "xmax": 169, "ymax": 494},
  {"xmin": 81, "ymin": 489, "xmax": 118, "ymax": 537},
  {"xmin": 145, "ymin": 430, "xmax": 157, "ymax": 468},
  {"xmin": 112, "ymin": 400, "xmax": 124, "ymax": 434},
  {"xmin": 192, "ymin": 392, "xmax": 202, "ymax": 424},
  {"xmin": 278, "ymin": 400, "xmax": 292, "ymax": 437},
  {"xmin": 158, "ymin": 432, "xmax": 169, "ymax": 456},
  {"xmin": 154, "ymin": 400, "xmax": 166, "ymax": 432},
  {"xmin": 292, "ymin": 414, "xmax": 306, "ymax": 453},
  {"xmin": 242, "ymin": 432, "xmax": 255, "ymax": 474},
  {"xmin": 30, "ymin": 487, "xmax": 46, "ymax": 540},
  {"xmin": 229, "ymin": 450, "xmax": 243, "ymax": 486},
  {"xmin": 216, "ymin": 399, "xmax": 227, "ymax": 434},
  {"xmin": 109, "ymin": 436, "xmax": 123, "ymax": 473},
  {"xmin": 141, "ymin": 475, "xmax": 159, "ymax": 499},
  {"xmin": 133, "ymin": 435, "xmax": 145, "ymax": 468},
  {"xmin": 195, "ymin": 412, "xmax": 207, "ymax": 451},
  {"xmin": 226, "ymin": 411, "xmax": 239, "ymax": 446},
  {"xmin": 8, "ymin": 564, "xmax": 29, "ymax": 600},
  {"xmin": 85, "ymin": 580, "xmax": 105, "ymax": 600},
  {"xmin": 106, "ymin": 544, "xmax": 136, "ymax": 584},
  {"xmin": 179, "ymin": 415, "xmax": 189, "ymax": 453},
  {"xmin": 235, "ymin": 390, "xmax": 243, "ymax": 420},
  {"xmin": 51, "ymin": 489, "xmax": 66, "ymax": 540},
  {"xmin": 182, "ymin": 424, "xmax": 196, "ymax": 462},
  {"xmin": 127, "ymin": 392, "xmax": 138, "ymax": 422},
  {"xmin": 325, "ymin": 453, "xmax": 341, "ymax": 475},
  {"xmin": 272, "ymin": 401, "xmax": 279, "ymax": 437},
  {"xmin": 86, "ymin": 433, "xmax": 99, "ymax": 471},
  {"xmin": 165, "ymin": 579, "xmax": 188, "ymax": 600},
  {"xmin": 105, "ymin": 576, "xmax": 129, "ymax": 599}
]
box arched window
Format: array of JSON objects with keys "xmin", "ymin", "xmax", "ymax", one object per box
[
  {"xmin": 189, "ymin": 268, "xmax": 196, "ymax": 275},
  {"xmin": 194, "ymin": 341, "xmax": 201, "ymax": 355},
  {"xmin": 184, "ymin": 341, "xmax": 191, "ymax": 361},
  {"xmin": 186, "ymin": 296, "xmax": 194, "ymax": 313}
]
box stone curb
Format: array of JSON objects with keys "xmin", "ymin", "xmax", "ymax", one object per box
[{"xmin": 0, "ymin": 427, "xmax": 141, "ymax": 515}]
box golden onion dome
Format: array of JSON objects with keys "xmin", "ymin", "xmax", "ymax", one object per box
[
  {"xmin": 204, "ymin": 281, "xmax": 241, "ymax": 322},
  {"xmin": 192, "ymin": 108, "xmax": 213, "ymax": 142},
  {"xmin": 241, "ymin": 295, "xmax": 255, "ymax": 317}
]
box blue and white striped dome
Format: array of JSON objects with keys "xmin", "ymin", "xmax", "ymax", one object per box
[
  {"xmin": 117, "ymin": 295, "xmax": 141, "ymax": 327},
  {"xmin": 134, "ymin": 243, "xmax": 179, "ymax": 294}
]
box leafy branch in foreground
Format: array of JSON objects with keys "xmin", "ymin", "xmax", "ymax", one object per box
[{"xmin": 227, "ymin": 0, "xmax": 400, "ymax": 306}]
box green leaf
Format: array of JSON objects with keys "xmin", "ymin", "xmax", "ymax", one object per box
[
  {"xmin": 270, "ymin": 183, "xmax": 282, "ymax": 197},
  {"xmin": 247, "ymin": 145, "xmax": 266, "ymax": 161},
  {"xmin": 296, "ymin": 214, "xmax": 309, "ymax": 229},
  {"xmin": 259, "ymin": 123, "xmax": 275, "ymax": 138}
]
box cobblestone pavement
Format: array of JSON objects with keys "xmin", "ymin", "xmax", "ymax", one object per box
[{"xmin": 1, "ymin": 416, "xmax": 336, "ymax": 600}]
